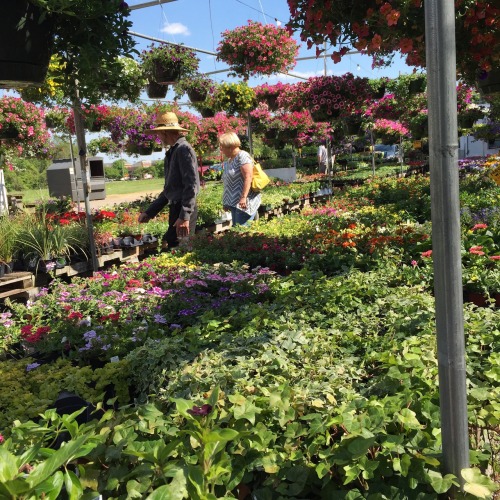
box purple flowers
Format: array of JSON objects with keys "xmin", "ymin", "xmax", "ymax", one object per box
[
  {"xmin": 187, "ymin": 404, "xmax": 213, "ymax": 416},
  {"xmin": 26, "ymin": 362, "xmax": 41, "ymax": 372}
]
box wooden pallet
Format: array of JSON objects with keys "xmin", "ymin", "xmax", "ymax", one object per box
[{"xmin": 0, "ymin": 272, "xmax": 35, "ymax": 300}]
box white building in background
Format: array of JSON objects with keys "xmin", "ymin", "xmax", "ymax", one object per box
[{"xmin": 459, "ymin": 135, "xmax": 500, "ymax": 159}]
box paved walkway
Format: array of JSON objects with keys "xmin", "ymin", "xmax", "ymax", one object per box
[{"xmin": 79, "ymin": 189, "xmax": 163, "ymax": 210}]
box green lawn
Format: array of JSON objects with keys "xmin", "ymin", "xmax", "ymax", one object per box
[
  {"xmin": 18, "ymin": 164, "xmax": 407, "ymax": 204},
  {"xmin": 19, "ymin": 178, "xmax": 165, "ymax": 204}
]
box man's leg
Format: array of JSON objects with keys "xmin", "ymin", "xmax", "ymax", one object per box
[
  {"xmin": 163, "ymin": 203, "xmax": 198, "ymax": 249},
  {"xmin": 163, "ymin": 202, "xmax": 181, "ymax": 249}
]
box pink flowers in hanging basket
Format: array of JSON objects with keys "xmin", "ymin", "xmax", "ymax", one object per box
[
  {"xmin": 217, "ymin": 20, "xmax": 298, "ymax": 77},
  {"xmin": 372, "ymin": 118, "xmax": 409, "ymax": 143}
]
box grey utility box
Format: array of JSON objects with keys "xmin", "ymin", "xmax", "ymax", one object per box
[{"xmin": 47, "ymin": 157, "xmax": 106, "ymax": 201}]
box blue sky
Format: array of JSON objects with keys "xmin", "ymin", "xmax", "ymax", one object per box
[
  {"xmin": 128, "ymin": 0, "xmax": 413, "ymax": 91},
  {"xmin": 98, "ymin": 0, "xmax": 413, "ymax": 164},
  {"xmin": 8, "ymin": 1, "xmax": 415, "ymax": 165}
]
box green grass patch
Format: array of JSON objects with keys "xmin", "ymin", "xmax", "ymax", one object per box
[{"xmin": 19, "ymin": 178, "xmax": 165, "ymax": 204}]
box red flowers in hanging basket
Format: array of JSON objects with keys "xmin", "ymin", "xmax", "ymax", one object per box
[{"xmin": 217, "ymin": 21, "xmax": 298, "ymax": 77}]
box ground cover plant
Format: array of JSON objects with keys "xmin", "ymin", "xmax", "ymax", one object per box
[{"xmin": 0, "ymin": 166, "xmax": 499, "ymax": 498}]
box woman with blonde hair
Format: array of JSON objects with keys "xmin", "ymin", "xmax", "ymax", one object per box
[{"xmin": 219, "ymin": 132, "xmax": 261, "ymax": 226}]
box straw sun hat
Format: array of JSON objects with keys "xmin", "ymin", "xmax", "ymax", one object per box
[{"xmin": 150, "ymin": 112, "xmax": 188, "ymax": 133}]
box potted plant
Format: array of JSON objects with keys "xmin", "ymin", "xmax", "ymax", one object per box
[
  {"xmin": 0, "ymin": 0, "xmax": 54, "ymax": 88},
  {"xmin": 0, "ymin": 215, "xmax": 20, "ymax": 275},
  {"xmin": 146, "ymin": 81, "xmax": 168, "ymax": 99},
  {"xmin": 254, "ymin": 83, "xmax": 289, "ymax": 111},
  {"xmin": 174, "ymin": 74, "xmax": 215, "ymax": 103},
  {"xmin": 217, "ymin": 20, "xmax": 298, "ymax": 78},
  {"xmin": 100, "ymin": 56, "xmax": 147, "ymax": 103},
  {"xmin": 16, "ymin": 212, "xmax": 86, "ymax": 273},
  {"xmin": 213, "ymin": 82, "xmax": 256, "ymax": 116},
  {"xmin": 15, "ymin": 0, "xmax": 136, "ymax": 103},
  {"xmin": 82, "ymin": 104, "xmax": 111, "ymax": 132},
  {"xmin": 406, "ymin": 111, "xmax": 429, "ymax": 140},
  {"xmin": 93, "ymin": 229, "xmax": 114, "ymax": 255},
  {"xmin": 140, "ymin": 43, "xmax": 200, "ymax": 85},
  {"xmin": 123, "ymin": 111, "xmax": 158, "ymax": 156},
  {"xmin": 472, "ymin": 123, "xmax": 500, "ymax": 143},
  {"xmin": 371, "ymin": 119, "xmax": 409, "ymax": 145},
  {"xmin": 43, "ymin": 105, "xmax": 70, "ymax": 131},
  {"xmin": 87, "ymin": 137, "xmax": 122, "ymax": 157},
  {"xmin": 0, "ymin": 96, "xmax": 53, "ymax": 171}
]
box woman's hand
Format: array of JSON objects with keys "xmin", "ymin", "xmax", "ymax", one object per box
[{"xmin": 238, "ymin": 196, "xmax": 247, "ymax": 210}]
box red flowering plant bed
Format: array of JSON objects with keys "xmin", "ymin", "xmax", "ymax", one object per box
[{"xmin": 217, "ymin": 21, "xmax": 298, "ymax": 78}]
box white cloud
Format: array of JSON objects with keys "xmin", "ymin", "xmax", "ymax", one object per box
[{"xmin": 161, "ymin": 22, "xmax": 190, "ymax": 36}]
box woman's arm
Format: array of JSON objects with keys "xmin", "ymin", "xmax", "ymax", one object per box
[{"xmin": 238, "ymin": 162, "xmax": 253, "ymax": 210}]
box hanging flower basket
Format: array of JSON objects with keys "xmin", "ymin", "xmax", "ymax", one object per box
[
  {"xmin": 264, "ymin": 128, "xmax": 278, "ymax": 140},
  {"xmin": 0, "ymin": 0, "xmax": 54, "ymax": 88},
  {"xmin": 345, "ymin": 118, "xmax": 362, "ymax": 135},
  {"xmin": 410, "ymin": 126, "xmax": 427, "ymax": 140},
  {"xmin": 476, "ymin": 68, "xmax": 500, "ymax": 97},
  {"xmin": 153, "ymin": 61, "xmax": 182, "ymax": 85},
  {"xmin": 44, "ymin": 116, "xmax": 57, "ymax": 129},
  {"xmin": 458, "ymin": 116, "xmax": 475, "ymax": 129},
  {"xmin": 373, "ymin": 85, "xmax": 386, "ymax": 99},
  {"xmin": 0, "ymin": 124, "xmax": 19, "ymax": 140},
  {"xmin": 87, "ymin": 121, "xmax": 102, "ymax": 133},
  {"xmin": 309, "ymin": 108, "xmax": 337, "ymax": 123},
  {"xmin": 187, "ymin": 88, "xmax": 208, "ymax": 103},
  {"xmin": 263, "ymin": 95, "xmax": 279, "ymax": 111},
  {"xmin": 216, "ymin": 20, "xmax": 298, "ymax": 78},
  {"xmin": 199, "ymin": 107, "xmax": 215, "ymax": 118},
  {"xmin": 137, "ymin": 145, "xmax": 153, "ymax": 156},
  {"xmin": 140, "ymin": 43, "xmax": 199, "ymax": 85},
  {"xmin": 146, "ymin": 82, "xmax": 168, "ymax": 99},
  {"xmin": 408, "ymin": 76, "xmax": 426, "ymax": 95}
]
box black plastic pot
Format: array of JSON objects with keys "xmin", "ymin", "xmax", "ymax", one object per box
[
  {"xmin": 0, "ymin": 0, "xmax": 54, "ymax": 88},
  {"xmin": 146, "ymin": 81, "xmax": 168, "ymax": 99},
  {"xmin": 477, "ymin": 69, "xmax": 500, "ymax": 97}
]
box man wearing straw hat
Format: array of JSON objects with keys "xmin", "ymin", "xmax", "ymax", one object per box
[{"xmin": 138, "ymin": 112, "xmax": 200, "ymax": 250}]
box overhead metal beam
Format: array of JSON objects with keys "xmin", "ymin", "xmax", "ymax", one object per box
[
  {"xmin": 129, "ymin": 31, "xmax": 217, "ymax": 56},
  {"xmin": 129, "ymin": 0, "xmax": 177, "ymax": 11},
  {"xmin": 296, "ymin": 50, "xmax": 360, "ymax": 62}
]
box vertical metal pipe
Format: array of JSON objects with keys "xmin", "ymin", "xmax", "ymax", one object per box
[
  {"xmin": 370, "ymin": 128, "xmax": 376, "ymax": 177},
  {"xmin": 72, "ymin": 95, "xmax": 99, "ymax": 273},
  {"xmin": 424, "ymin": 0, "xmax": 469, "ymax": 489},
  {"xmin": 247, "ymin": 111, "xmax": 253, "ymax": 157}
]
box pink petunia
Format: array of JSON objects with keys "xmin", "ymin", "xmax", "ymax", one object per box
[{"xmin": 469, "ymin": 246, "xmax": 485, "ymax": 256}]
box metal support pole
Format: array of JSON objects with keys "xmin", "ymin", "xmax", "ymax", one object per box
[
  {"xmin": 425, "ymin": 0, "xmax": 469, "ymax": 490},
  {"xmin": 72, "ymin": 92, "xmax": 99, "ymax": 273},
  {"xmin": 370, "ymin": 129, "xmax": 376, "ymax": 177},
  {"xmin": 68, "ymin": 133, "xmax": 81, "ymax": 213},
  {"xmin": 247, "ymin": 111, "xmax": 253, "ymax": 157}
]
